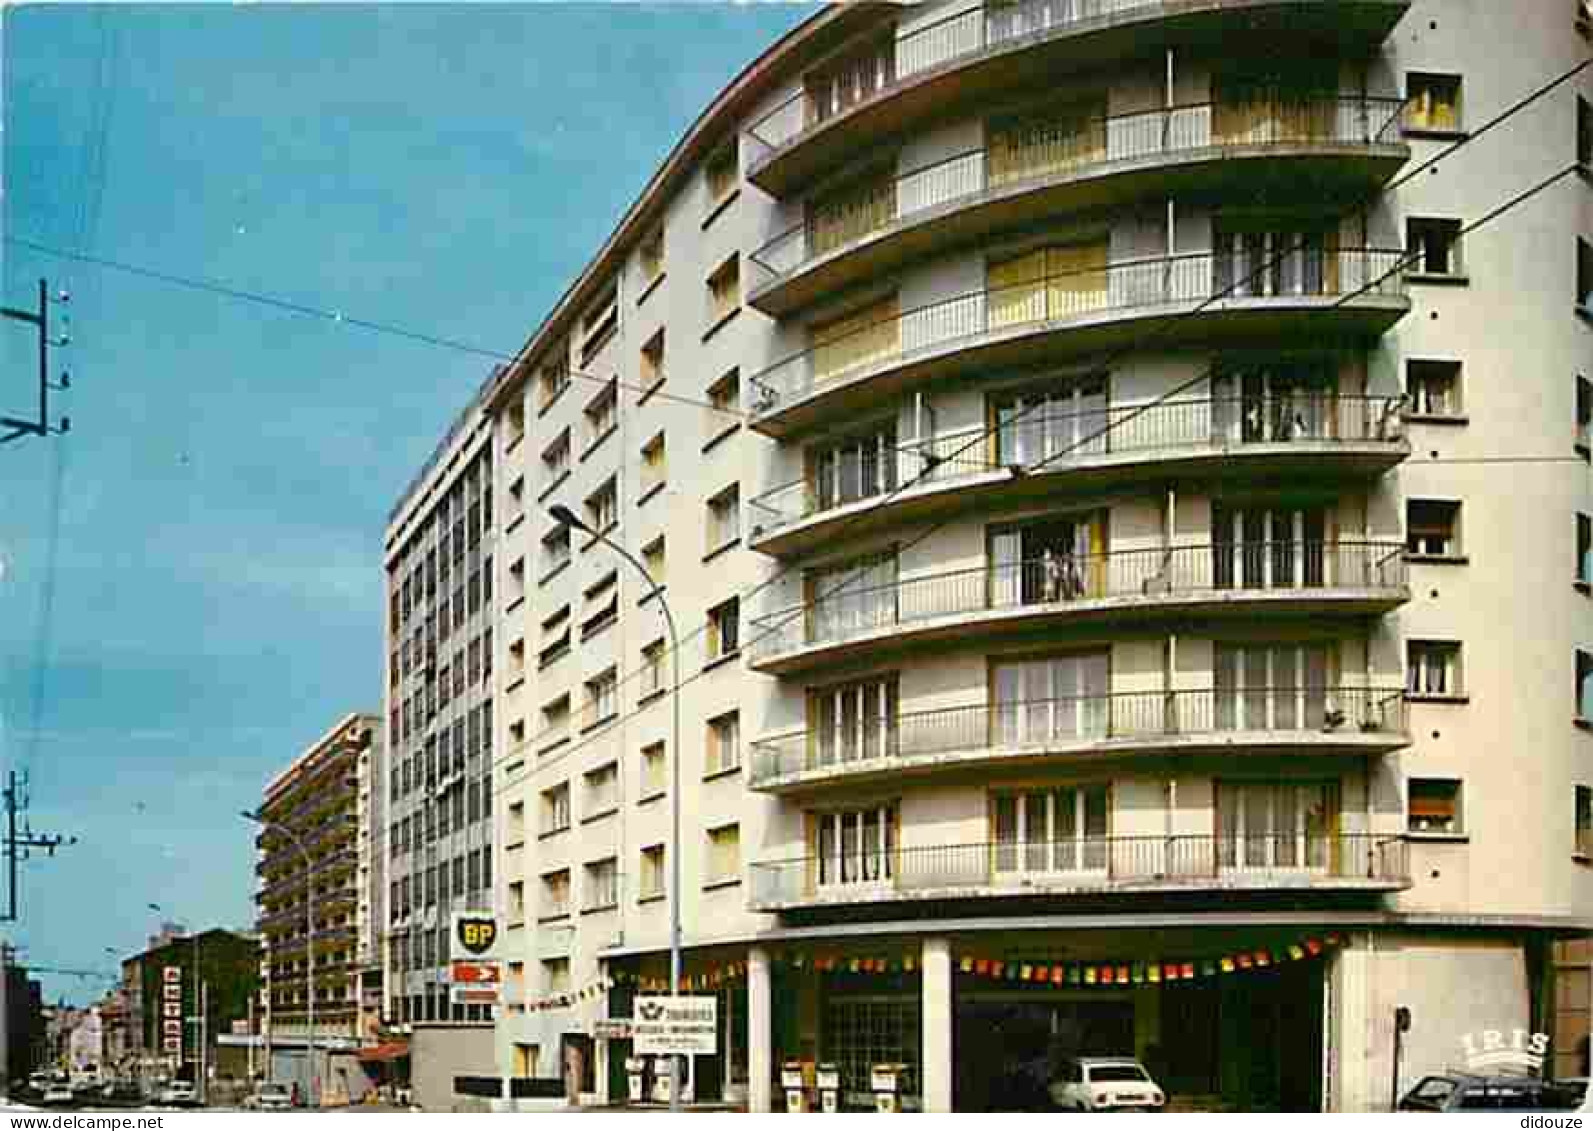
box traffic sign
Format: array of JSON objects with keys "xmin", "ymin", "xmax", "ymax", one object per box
[
  {"xmin": 450, "ymin": 960, "xmax": 501, "ymax": 985},
  {"xmin": 633, "ymin": 996, "xmax": 717, "ymax": 1056}
]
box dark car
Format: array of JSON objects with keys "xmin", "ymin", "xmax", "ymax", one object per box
[{"xmin": 1398, "ymin": 1073, "xmax": 1581, "ymax": 1111}]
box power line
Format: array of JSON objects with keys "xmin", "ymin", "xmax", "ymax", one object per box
[
  {"xmin": 1, "ymin": 236, "xmax": 753, "ymax": 424},
  {"xmin": 499, "ymin": 96, "xmax": 1587, "ymax": 787}
]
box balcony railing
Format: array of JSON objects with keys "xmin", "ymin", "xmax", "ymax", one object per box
[
  {"xmin": 749, "ymin": 394, "xmax": 1406, "ymax": 537},
  {"xmin": 747, "ymin": 0, "xmax": 1401, "ymax": 156},
  {"xmin": 750, "ymin": 685, "xmax": 1408, "ymax": 787},
  {"xmin": 749, "ymin": 541, "xmax": 1406, "ymax": 664},
  {"xmin": 747, "ymin": 248, "xmax": 1406, "ymax": 419},
  {"xmin": 751, "ymin": 97, "xmax": 1404, "ymax": 283},
  {"xmin": 749, "ymin": 832, "xmax": 1410, "ymax": 908}
]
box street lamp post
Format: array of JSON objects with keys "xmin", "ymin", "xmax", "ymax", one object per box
[
  {"xmin": 548, "ymin": 504, "xmax": 683, "ymax": 1112},
  {"xmin": 147, "ymin": 903, "xmax": 204, "ymax": 1104},
  {"xmin": 240, "ymin": 812, "xmax": 316, "ymax": 1108}
]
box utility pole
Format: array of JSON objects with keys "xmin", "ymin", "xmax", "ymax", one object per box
[
  {"xmin": 1, "ymin": 279, "xmax": 71, "ymax": 446},
  {"xmin": 1, "ymin": 771, "xmax": 77, "ymax": 922}
]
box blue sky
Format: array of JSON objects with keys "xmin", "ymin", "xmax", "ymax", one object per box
[{"xmin": 0, "ymin": 1, "xmax": 814, "ymax": 1005}]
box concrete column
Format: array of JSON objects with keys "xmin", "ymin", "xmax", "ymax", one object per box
[
  {"xmin": 922, "ymin": 937, "xmax": 953, "ymax": 1114},
  {"xmin": 749, "ymin": 946, "xmax": 772, "ymax": 1114}
]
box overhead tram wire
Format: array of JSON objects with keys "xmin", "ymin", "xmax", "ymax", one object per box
[
  {"xmin": 1, "ymin": 236, "xmax": 754, "ymax": 426},
  {"xmin": 500, "ymin": 164, "xmax": 1593, "ymax": 790}
]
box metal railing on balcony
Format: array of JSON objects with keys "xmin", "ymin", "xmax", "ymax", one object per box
[
  {"xmin": 749, "ymin": 541, "xmax": 1406, "ymax": 663},
  {"xmin": 750, "ymin": 685, "xmax": 1408, "ymax": 786},
  {"xmin": 747, "ymin": 248, "xmax": 1406, "ymax": 418},
  {"xmin": 751, "ymin": 96, "xmax": 1405, "ymax": 282},
  {"xmin": 749, "ymin": 832, "xmax": 1409, "ymax": 907},
  {"xmin": 747, "ymin": 0, "xmax": 1401, "ymax": 155},
  {"xmin": 749, "ymin": 394, "xmax": 1406, "ymax": 536}
]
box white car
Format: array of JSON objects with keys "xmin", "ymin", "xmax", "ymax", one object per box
[
  {"xmin": 154, "ymin": 1081, "xmax": 197, "ymax": 1107},
  {"xmin": 1049, "ymin": 1056, "xmax": 1167, "ymax": 1112},
  {"xmin": 245, "ymin": 1084, "xmax": 292, "ymax": 1111},
  {"xmin": 41, "ymin": 1083, "xmax": 74, "ymax": 1106}
]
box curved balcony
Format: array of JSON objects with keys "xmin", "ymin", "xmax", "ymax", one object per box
[
  {"xmin": 749, "ymin": 96, "xmax": 1407, "ymax": 317},
  {"xmin": 748, "ymin": 540, "xmax": 1407, "ymax": 676},
  {"xmin": 750, "ymin": 685, "xmax": 1409, "ymax": 795},
  {"xmin": 744, "ymin": 0, "xmax": 1410, "ymax": 196},
  {"xmin": 749, "ymin": 394, "xmax": 1407, "ymax": 557},
  {"xmin": 749, "ymin": 833, "xmax": 1411, "ymax": 912},
  {"xmin": 747, "ymin": 248, "xmax": 1408, "ymax": 439}
]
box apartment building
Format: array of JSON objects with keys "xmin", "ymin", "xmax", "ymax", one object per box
[
  {"xmin": 379, "ymin": 0, "xmax": 1593, "ymax": 1111},
  {"xmin": 381, "ymin": 381, "xmax": 499, "ymax": 1028},
  {"xmin": 255, "ymin": 713, "xmax": 384, "ymax": 1048}
]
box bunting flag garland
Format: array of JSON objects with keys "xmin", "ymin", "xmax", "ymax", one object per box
[{"xmin": 600, "ymin": 935, "xmax": 1345, "ymax": 1003}]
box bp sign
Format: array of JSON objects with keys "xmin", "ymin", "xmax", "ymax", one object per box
[{"xmin": 451, "ymin": 910, "xmax": 498, "ymax": 960}]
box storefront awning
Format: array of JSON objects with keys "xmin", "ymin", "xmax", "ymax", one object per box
[{"xmin": 355, "ymin": 1042, "xmax": 409, "ymax": 1063}]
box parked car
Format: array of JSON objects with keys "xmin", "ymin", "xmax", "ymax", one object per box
[
  {"xmin": 1049, "ymin": 1056, "xmax": 1167, "ymax": 1112},
  {"xmin": 1556, "ymin": 1077, "xmax": 1588, "ymax": 1107},
  {"xmin": 153, "ymin": 1081, "xmax": 198, "ymax": 1107},
  {"xmin": 41, "ymin": 1082, "xmax": 74, "ymax": 1106},
  {"xmin": 1398, "ymin": 1074, "xmax": 1582, "ymax": 1111},
  {"xmin": 244, "ymin": 1083, "xmax": 292, "ymax": 1111}
]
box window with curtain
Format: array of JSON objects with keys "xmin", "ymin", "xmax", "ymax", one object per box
[
  {"xmin": 808, "ymin": 171, "xmax": 896, "ymax": 258},
  {"xmin": 583, "ymin": 858, "xmax": 619, "ymax": 911},
  {"xmin": 1211, "ymin": 360, "xmax": 1338, "ymax": 444},
  {"xmin": 811, "ymin": 296, "xmax": 901, "ymax": 386},
  {"xmin": 1407, "ymin": 778, "xmax": 1462, "ymax": 834},
  {"xmin": 804, "ymin": 37, "xmax": 895, "ymax": 125},
  {"xmin": 811, "ymin": 424, "xmax": 899, "ymax": 511},
  {"xmin": 706, "ymin": 824, "xmax": 741, "ymax": 885},
  {"xmin": 1407, "ymin": 640, "xmax": 1462, "ymax": 697},
  {"xmin": 1405, "ymin": 72, "xmax": 1462, "ymax": 133},
  {"xmin": 1215, "ymin": 780, "xmax": 1339, "ymax": 869},
  {"xmin": 1212, "ymin": 226, "xmax": 1337, "ymax": 298},
  {"xmin": 1212, "ymin": 504, "xmax": 1328, "ymax": 589},
  {"xmin": 989, "ymin": 241, "xmax": 1109, "ymax": 328},
  {"xmin": 1214, "ymin": 642, "xmax": 1331, "ymax": 730},
  {"xmin": 540, "ymin": 870, "xmax": 571, "ymax": 920},
  {"xmin": 988, "ymin": 96, "xmax": 1108, "ymax": 187},
  {"xmin": 991, "ymin": 652, "xmax": 1110, "ymax": 745},
  {"xmin": 813, "ymin": 804, "xmax": 897, "ymax": 887},
  {"xmin": 707, "ymin": 710, "xmax": 741, "ymax": 775},
  {"xmin": 1578, "ymin": 650, "xmax": 1593, "ymax": 721},
  {"xmin": 991, "ymin": 785, "xmax": 1109, "ymax": 874},
  {"xmin": 989, "ymin": 512, "xmax": 1107, "ymax": 606},
  {"xmin": 992, "ymin": 377, "xmax": 1108, "ymax": 467},
  {"xmin": 806, "ymin": 551, "xmax": 899, "ymax": 643},
  {"xmin": 809, "ymin": 676, "xmax": 899, "ymax": 767},
  {"xmin": 639, "ymin": 844, "xmax": 666, "ymax": 900},
  {"xmin": 1212, "ymin": 65, "xmax": 1337, "ymax": 144},
  {"xmin": 1406, "ymin": 359, "xmax": 1462, "ymax": 418}
]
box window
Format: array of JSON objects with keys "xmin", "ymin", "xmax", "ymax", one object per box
[
  {"xmin": 1216, "ymin": 780, "xmax": 1339, "ymax": 868},
  {"xmin": 812, "ymin": 803, "xmax": 897, "ymax": 887},
  {"xmin": 581, "ymin": 285, "xmax": 619, "ymax": 367},
  {"xmin": 641, "ymin": 639, "xmax": 667, "ymax": 698},
  {"xmin": 537, "ymin": 351, "xmax": 571, "ymax": 412},
  {"xmin": 705, "ymin": 142, "xmax": 738, "ymax": 214},
  {"xmin": 638, "ymin": 328, "xmax": 665, "ymax": 395},
  {"xmin": 640, "ymin": 741, "xmax": 667, "ymax": 798},
  {"xmin": 640, "ymin": 224, "xmax": 665, "ymax": 290},
  {"xmin": 584, "ymin": 761, "xmax": 619, "ymax": 816},
  {"xmin": 707, "ymin": 597, "xmax": 739, "ymax": 661},
  {"xmin": 993, "ymin": 785, "xmax": 1110, "ymax": 873},
  {"xmin": 639, "ymin": 844, "xmax": 666, "ymax": 900},
  {"xmin": 706, "ymin": 710, "xmax": 741, "ymax": 775},
  {"xmin": 807, "ymin": 170, "xmax": 896, "ymax": 256},
  {"xmin": 540, "ymin": 694, "xmax": 571, "ymax": 752},
  {"xmin": 812, "ymin": 296, "xmax": 901, "ymax": 385},
  {"xmin": 1405, "ymin": 72, "xmax": 1462, "ymax": 133},
  {"xmin": 540, "ymin": 524, "xmax": 571, "ymax": 580},
  {"xmin": 1407, "ymin": 217, "xmax": 1463, "ymax": 277},
  {"xmin": 992, "ymin": 378, "xmax": 1109, "ymax": 466},
  {"xmin": 1579, "ymin": 96, "xmax": 1591, "ymax": 167},
  {"xmin": 1407, "ymin": 640, "xmax": 1463, "ymax": 697},
  {"xmin": 581, "ymin": 572, "xmax": 618, "ymax": 640},
  {"xmin": 543, "ymin": 957, "xmax": 570, "ymax": 993},
  {"xmin": 1579, "ymin": 514, "xmax": 1591, "ymax": 585},
  {"xmin": 507, "ymin": 880, "xmax": 525, "ymax": 923},
  {"xmin": 806, "ymin": 551, "xmax": 899, "ymax": 641},
  {"xmin": 1579, "ymin": 376, "xmax": 1592, "ymax": 454},
  {"xmin": 1407, "ymin": 499, "xmax": 1461, "ymax": 558},
  {"xmin": 811, "ymin": 425, "xmax": 900, "ymax": 510},
  {"xmin": 805, "ymin": 37, "xmax": 894, "ymax": 125},
  {"xmin": 584, "ymin": 667, "xmax": 618, "ymax": 728},
  {"xmin": 583, "ymin": 857, "xmax": 619, "ymax": 911},
  {"xmin": 541, "ymin": 783, "xmax": 570, "ymax": 836},
  {"xmin": 1215, "ymin": 642, "xmax": 1332, "ymax": 729},
  {"xmin": 541, "ymin": 428, "xmax": 571, "ymax": 487},
  {"xmin": 809, "ymin": 676, "xmax": 900, "ymax": 765},
  {"xmin": 1579, "ymin": 649, "xmax": 1593, "ymax": 721},
  {"xmin": 585, "ymin": 382, "xmax": 618, "ymax": 448},
  {"xmin": 993, "ymin": 653, "xmax": 1109, "ymax": 743},
  {"xmin": 706, "ymin": 823, "xmax": 741, "ymax": 886},
  {"xmin": 540, "ymin": 869, "xmax": 571, "ymax": 920},
  {"xmin": 706, "ymin": 484, "xmax": 740, "ymax": 554},
  {"xmin": 585, "ymin": 476, "xmax": 618, "ymax": 535},
  {"xmin": 1577, "ymin": 786, "xmax": 1593, "ymax": 858},
  {"xmin": 640, "ymin": 432, "xmax": 667, "ymax": 497},
  {"xmin": 1408, "ymin": 778, "xmax": 1462, "ymax": 835},
  {"xmin": 1580, "ymin": 239, "xmax": 1593, "ymax": 310},
  {"xmin": 706, "ymin": 255, "xmax": 741, "ymax": 327},
  {"xmin": 1406, "ymin": 359, "xmax": 1462, "ymax": 418},
  {"xmin": 539, "ymin": 606, "xmax": 571, "ymax": 668},
  {"xmin": 642, "ymin": 536, "xmax": 666, "ymax": 592},
  {"xmin": 706, "ymin": 368, "xmax": 741, "ymax": 443},
  {"xmin": 507, "ymin": 800, "xmax": 526, "ymax": 844},
  {"xmin": 1210, "ymin": 227, "xmax": 1332, "ymax": 299}
]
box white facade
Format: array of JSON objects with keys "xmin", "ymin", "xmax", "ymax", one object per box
[{"xmin": 386, "ymin": 0, "xmax": 1593, "ymax": 1110}]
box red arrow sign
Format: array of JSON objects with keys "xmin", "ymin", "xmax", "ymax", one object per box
[{"xmin": 451, "ymin": 960, "xmax": 501, "ymax": 984}]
